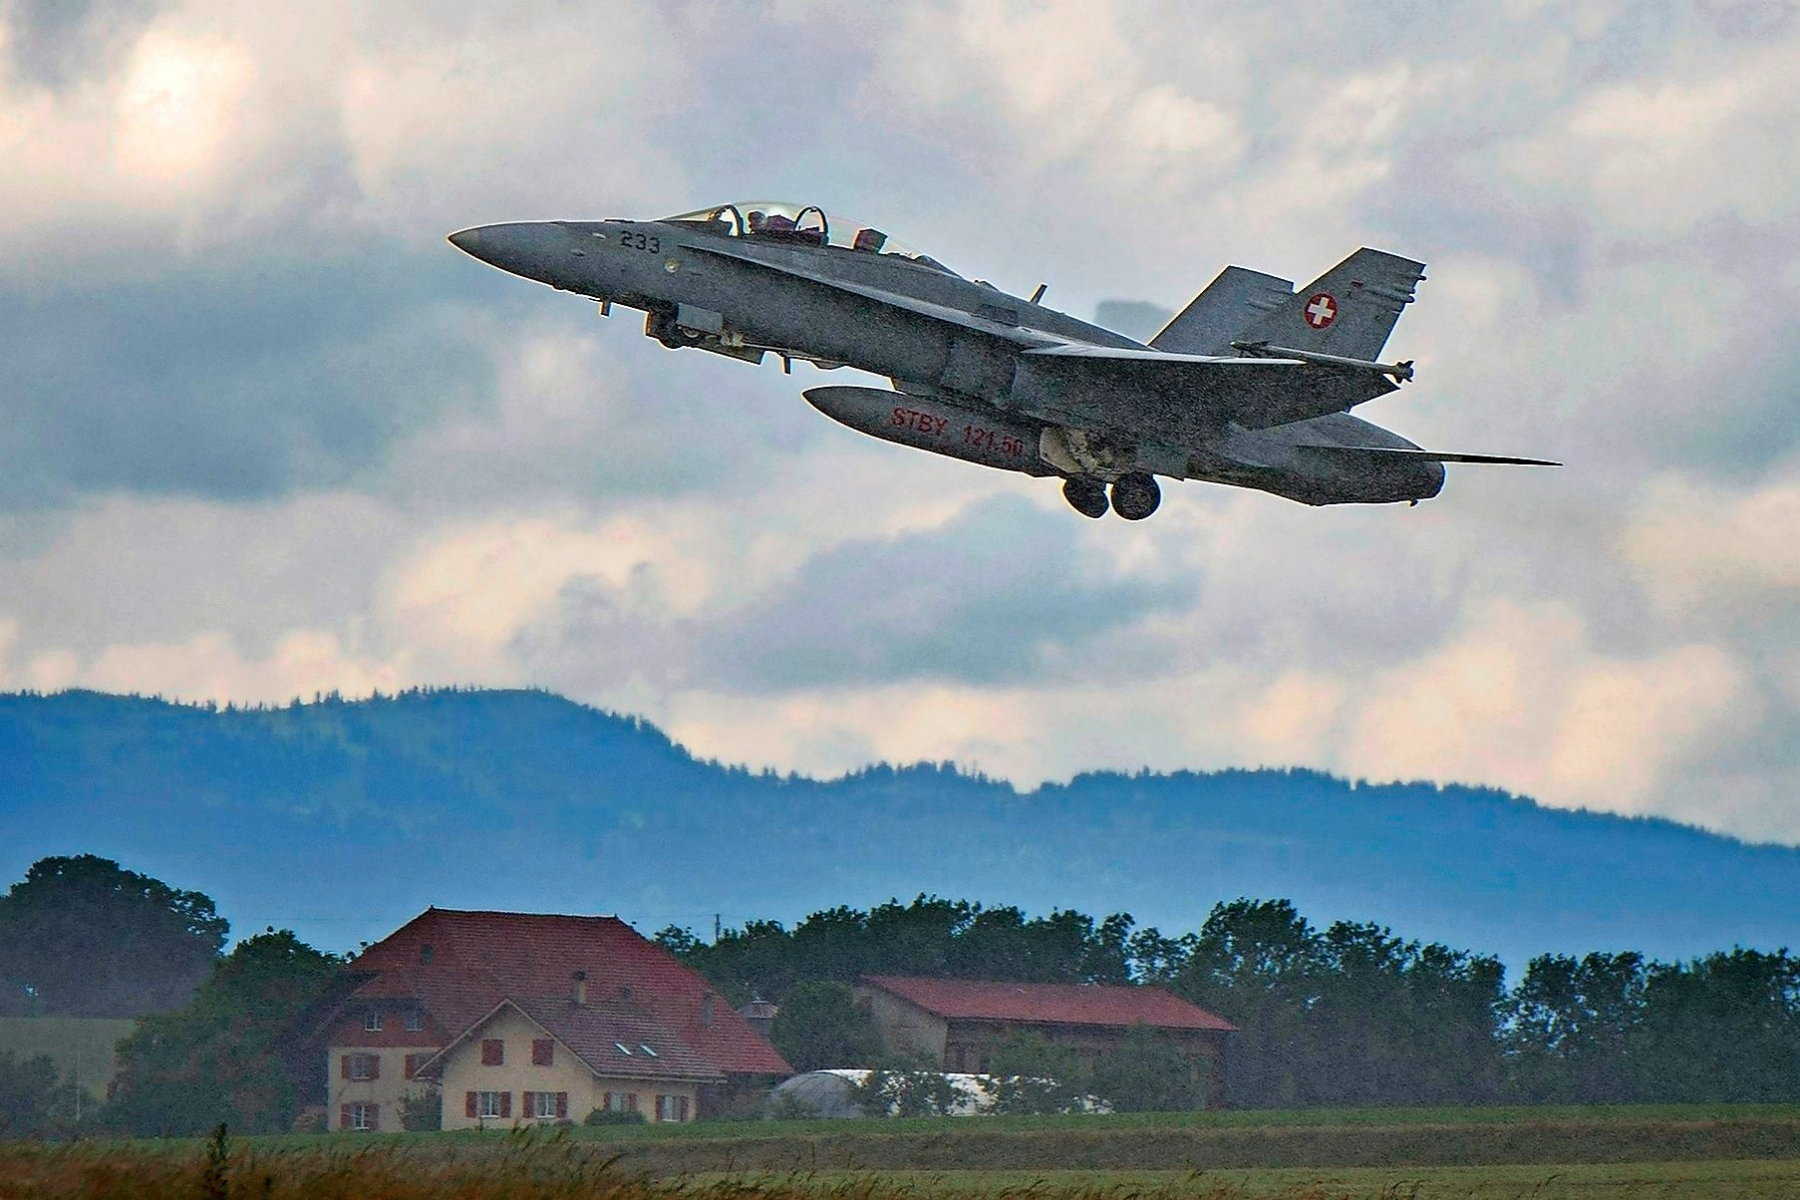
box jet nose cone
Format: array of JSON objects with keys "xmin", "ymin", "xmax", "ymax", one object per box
[{"xmin": 448, "ymin": 226, "xmax": 482, "ymax": 254}]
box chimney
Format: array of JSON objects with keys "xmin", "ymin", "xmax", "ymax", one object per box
[{"xmin": 572, "ymin": 970, "xmax": 588, "ymax": 1007}]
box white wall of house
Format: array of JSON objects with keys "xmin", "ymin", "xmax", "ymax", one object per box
[
  {"xmin": 436, "ymin": 1006, "xmax": 702, "ymax": 1130},
  {"xmin": 326, "ymin": 1044, "xmax": 436, "ymax": 1133}
]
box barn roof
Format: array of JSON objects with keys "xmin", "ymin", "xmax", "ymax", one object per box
[
  {"xmin": 344, "ymin": 908, "xmax": 791, "ymax": 1078},
  {"xmin": 861, "ymin": 975, "xmax": 1237, "ymax": 1033}
]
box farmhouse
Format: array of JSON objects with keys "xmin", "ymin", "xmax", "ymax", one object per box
[
  {"xmin": 857, "ymin": 975, "xmax": 1236, "ymax": 1107},
  {"xmin": 316, "ymin": 908, "xmax": 791, "ymax": 1131}
]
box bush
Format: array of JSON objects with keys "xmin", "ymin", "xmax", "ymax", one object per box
[
  {"xmin": 985, "ymin": 1031, "xmax": 1092, "ymax": 1115},
  {"xmin": 1090, "ymin": 1025, "xmax": 1206, "ymax": 1113},
  {"xmin": 0, "ymin": 1051, "xmax": 61, "ymax": 1136},
  {"xmin": 583, "ymin": 1107, "xmax": 647, "ymax": 1126},
  {"xmin": 850, "ymin": 1059, "xmax": 961, "ymax": 1117},
  {"xmin": 399, "ymin": 1088, "xmax": 442, "ymax": 1131}
]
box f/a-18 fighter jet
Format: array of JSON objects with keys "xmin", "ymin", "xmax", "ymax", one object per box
[{"xmin": 449, "ymin": 202, "xmax": 1555, "ymax": 519}]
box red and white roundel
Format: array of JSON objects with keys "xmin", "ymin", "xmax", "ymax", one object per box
[{"xmin": 1303, "ymin": 292, "xmax": 1338, "ymax": 330}]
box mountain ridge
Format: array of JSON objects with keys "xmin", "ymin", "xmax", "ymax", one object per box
[{"xmin": 2, "ymin": 687, "xmax": 1794, "ymax": 969}]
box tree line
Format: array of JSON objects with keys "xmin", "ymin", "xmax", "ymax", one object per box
[
  {"xmin": 3, "ymin": 857, "xmax": 1797, "ymax": 1137},
  {"xmin": 658, "ymin": 895, "xmax": 1800, "ymax": 1108}
]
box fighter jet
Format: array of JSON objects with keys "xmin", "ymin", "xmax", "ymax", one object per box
[{"xmin": 449, "ymin": 202, "xmax": 1555, "ymax": 519}]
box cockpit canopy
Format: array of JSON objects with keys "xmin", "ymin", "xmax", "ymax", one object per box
[{"xmin": 660, "ymin": 202, "xmax": 958, "ymax": 276}]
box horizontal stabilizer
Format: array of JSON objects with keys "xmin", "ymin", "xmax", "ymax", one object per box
[{"xmin": 1300, "ymin": 445, "xmax": 1561, "ymax": 467}]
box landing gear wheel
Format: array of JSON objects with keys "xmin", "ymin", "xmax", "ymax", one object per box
[
  {"xmin": 1110, "ymin": 472, "xmax": 1160, "ymax": 520},
  {"xmin": 1062, "ymin": 477, "xmax": 1109, "ymax": 519}
]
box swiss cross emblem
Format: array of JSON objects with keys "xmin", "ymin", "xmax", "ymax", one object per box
[{"xmin": 1303, "ymin": 292, "xmax": 1338, "ymax": 330}]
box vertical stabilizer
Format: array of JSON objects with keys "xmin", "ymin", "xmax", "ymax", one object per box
[
  {"xmin": 1237, "ymin": 248, "xmax": 1425, "ymax": 360},
  {"xmin": 1151, "ymin": 267, "xmax": 1294, "ymax": 356}
]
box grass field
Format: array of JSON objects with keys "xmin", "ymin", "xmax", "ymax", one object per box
[
  {"xmin": 4, "ymin": 1106, "xmax": 1798, "ymax": 1198},
  {"xmin": 0, "ymin": 1017, "xmax": 135, "ymax": 1101}
]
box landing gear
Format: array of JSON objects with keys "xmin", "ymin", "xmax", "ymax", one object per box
[
  {"xmin": 1110, "ymin": 472, "xmax": 1160, "ymax": 520},
  {"xmin": 1062, "ymin": 476, "xmax": 1109, "ymax": 519}
]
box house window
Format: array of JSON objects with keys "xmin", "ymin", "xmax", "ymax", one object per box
[
  {"xmin": 654, "ymin": 1094, "xmax": 689, "ymax": 1122},
  {"xmin": 532, "ymin": 1038, "xmax": 554, "ymax": 1066},
  {"xmin": 404, "ymin": 1011, "xmax": 424, "ymax": 1032},
  {"xmin": 481, "ymin": 1038, "xmax": 504, "ymax": 1066},
  {"xmin": 404, "ymin": 1053, "xmax": 428, "ymax": 1079},
  {"xmin": 342, "ymin": 1102, "xmax": 379, "ymax": 1131},
  {"xmin": 602, "ymin": 1091, "xmax": 637, "ymax": 1113},
  {"xmin": 525, "ymin": 1091, "xmax": 567, "ymax": 1119},
  {"xmin": 345, "ymin": 1053, "xmax": 378, "ymax": 1081},
  {"xmin": 478, "ymin": 1090, "xmax": 502, "ymax": 1118},
  {"xmin": 364, "ymin": 1010, "xmax": 383, "ymax": 1032}
]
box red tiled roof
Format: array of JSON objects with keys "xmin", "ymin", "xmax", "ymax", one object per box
[
  {"xmin": 345, "ymin": 908, "xmax": 791, "ymax": 1077},
  {"xmin": 862, "ymin": 976, "xmax": 1237, "ymax": 1033}
]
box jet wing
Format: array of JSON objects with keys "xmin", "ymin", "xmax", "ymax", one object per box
[
  {"xmin": 681, "ymin": 241, "xmax": 1056, "ymax": 346},
  {"xmin": 1018, "ymin": 343, "xmax": 1398, "ymax": 436}
]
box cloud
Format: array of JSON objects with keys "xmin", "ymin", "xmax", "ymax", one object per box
[
  {"xmin": 0, "ymin": 245, "xmax": 491, "ymax": 510},
  {"xmin": 4, "ymin": 0, "xmax": 1800, "ymax": 849},
  {"xmin": 694, "ymin": 493, "xmax": 1196, "ymax": 691}
]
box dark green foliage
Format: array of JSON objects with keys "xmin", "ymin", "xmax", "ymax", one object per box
[
  {"xmin": 583, "ymin": 1107, "xmax": 646, "ymax": 1125},
  {"xmin": 676, "ymin": 896, "xmax": 1167, "ymax": 1005},
  {"xmin": 1087, "ymin": 1021, "xmax": 1202, "ymax": 1115},
  {"xmin": 851, "ymin": 1057, "xmax": 962, "ymax": 1117},
  {"xmin": 768, "ymin": 982, "xmax": 882, "ymax": 1072},
  {"xmin": 0, "ymin": 855, "xmax": 229, "ymax": 1017},
  {"xmin": 399, "ymin": 1087, "xmax": 443, "ymax": 1131},
  {"xmin": 984, "ymin": 1030, "xmax": 1091, "ymax": 1114},
  {"xmin": 1634, "ymin": 949, "xmax": 1800, "ymax": 1103},
  {"xmin": 0, "ymin": 1050, "xmax": 60, "ymax": 1136},
  {"xmin": 1090, "ymin": 1025, "xmax": 1206, "ymax": 1113},
  {"xmin": 104, "ymin": 929, "xmax": 342, "ymax": 1136},
  {"xmin": 1505, "ymin": 951, "xmax": 1647, "ymax": 1103},
  {"xmin": 1173, "ymin": 899, "xmax": 1507, "ymax": 1109}
]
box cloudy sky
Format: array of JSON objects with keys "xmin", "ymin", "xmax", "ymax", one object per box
[{"xmin": 5, "ymin": 0, "xmax": 1800, "ymax": 845}]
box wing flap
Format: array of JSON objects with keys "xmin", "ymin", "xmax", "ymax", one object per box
[{"xmin": 1018, "ymin": 344, "xmax": 1396, "ymax": 435}]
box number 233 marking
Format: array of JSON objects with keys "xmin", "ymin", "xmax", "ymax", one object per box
[{"xmin": 620, "ymin": 231, "xmax": 660, "ymax": 253}]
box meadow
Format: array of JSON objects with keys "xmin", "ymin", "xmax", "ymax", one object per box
[{"xmin": 4, "ymin": 1106, "xmax": 1798, "ymax": 1199}]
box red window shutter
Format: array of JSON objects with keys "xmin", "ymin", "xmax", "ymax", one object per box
[
  {"xmin": 368, "ymin": 1104, "xmax": 379, "ymax": 1132},
  {"xmin": 340, "ymin": 1055, "xmax": 351, "ymax": 1080},
  {"xmin": 499, "ymin": 1091, "xmax": 512, "ymax": 1118},
  {"xmin": 556, "ymin": 1092, "xmax": 568, "ymax": 1119},
  {"xmin": 679, "ymin": 1096, "xmax": 689, "ymax": 1122},
  {"xmin": 368, "ymin": 1054, "xmax": 380, "ymax": 1080},
  {"xmin": 482, "ymin": 1038, "xmax": 503, "ymax": 1066},
  {"xmin": 626, "ymin": 1092, "xmax": 637, "ymax": 1112},
  {"xmin": 532, "ymin": 1038, "xmax": 553, "ymax": 1066},
  {"xmin": 465, "ymin": 1091, "xmax": 478, "ymax": 1119},
  {"xmin": 339, "ymin": 1104, "xmax": 351, "ymax": 1130},
  {"xmin": 601, "ymin": 1091, "xmax": 611, "ymax": 1110}
]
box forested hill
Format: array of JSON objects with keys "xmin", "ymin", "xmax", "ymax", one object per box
[{"xmin": 2, "ymin": 688, "xmax": 1794, "ymax": 968}]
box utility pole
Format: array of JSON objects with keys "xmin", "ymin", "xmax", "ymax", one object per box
[{"xmin": 714, "ymin": 913, "xmax": 721, "ymax": 943}]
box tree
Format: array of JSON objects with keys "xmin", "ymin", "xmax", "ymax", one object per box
[
  {"xmin": 1090, "ymin": 1025, "xmax": 1206, "ymax": 1112},
  {"xmin": 0, "ymin": 855, "xmax": 229, "ymax": 1017},
  {"xmin": 1175, "ymin": 898, "xmax": 1321, "ymax": 1108},
  {"xmin": 105, "ymin": 929, "xmax": 342, "ymax": 1136},
  {"xmin": 769, "ymin": 981, "xmax": 883, "ymax": 1071},
  {"xmin": 1504, "ymin": 952, "xmax": 1646, "ymax": 1104},
  {"xmin": 0, "ymin": 1051, "xmax": 59, "ymax": 1137},
  {"xmin": 1632, "ymin": 948, "xmax": 1800, "ymax": 1103},
  {"xmin": 984, "ymin": 1030, "xmax": 1091, "ymax": 1114}
]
